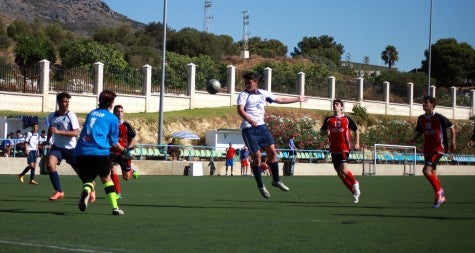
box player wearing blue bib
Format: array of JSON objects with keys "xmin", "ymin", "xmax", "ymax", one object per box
[{"xmin": 75, "ymin": 90, "xmax": 130, "ymax": 215}]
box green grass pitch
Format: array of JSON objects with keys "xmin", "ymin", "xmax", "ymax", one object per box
[{"xmin": 1, "ymin": 174, "xmax": 475, "ymax": 253}]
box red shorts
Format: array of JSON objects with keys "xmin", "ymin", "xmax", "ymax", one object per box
[{"xmin": 241, "ymin": 159, "xmax": 249, "ymax": 167}]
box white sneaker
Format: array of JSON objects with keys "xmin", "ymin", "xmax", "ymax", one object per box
[
  {"xmin": 352, "ymin": 181, "xmax": 360, "ymax": 204},
  {"xmin": 432, "ymin": 189, "xmax": 446, "ymax": 208},
  {"xmin": 259, "ymin": 186, "xmax": 271, "ymax": 198},
  {"xmin": 112, "ymin": 208, "xmax": 125, "ymax": 215},
  {"xmin": 272, "ymin": 181, "xmax": 290, "ymax": 191}
]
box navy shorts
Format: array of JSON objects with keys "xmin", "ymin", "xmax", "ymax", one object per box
[
  {"xmin": 27, "ymin": 150, "xmax": 38, "ymax": 164},
  {"xmin": 242, "ymin": 125, "xmax": 275, "ymax": 155},
  {"xmin": 47, "ymin": 145, "xmax": 76, "ymax": 166}
]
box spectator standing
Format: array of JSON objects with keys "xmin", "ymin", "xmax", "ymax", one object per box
[
  {"xmin": 288, "ymin": 133, "xmax": 298, "ymax": 161},
  {"xmin": 18, "ymin": 122, "xmax": 40, "ymax": 185},
  {"xmin": 45, "ymin": 92, "xmax": 80, "ymax": 201},
  {"xmin": 240, "ymin": 146, "xmax": 250, "ymax": 176},
  {"xmin": 237, "ymin": 72, "xmax": 307, "ymax": 198},
  {"xmin": 411, "ymin": 96, "xmax": 456, "ymax": 208},
  {"xmin": 225, "ymin": 143, "xmax": 236, "ymax": 176},
  {"xmin": 320, "ymin": 99, "xmax": 361, "ymax": 204}
]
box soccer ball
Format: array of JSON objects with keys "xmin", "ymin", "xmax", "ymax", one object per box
[{"xmin": 206, "ymin": 79, "xmax": 221, "ymax": 94}]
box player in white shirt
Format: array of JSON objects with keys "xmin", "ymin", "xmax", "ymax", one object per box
[
  {"xmin": 45, "ymin": 92, "xmax": 80, "ymax": 201},
  {"xmin": 18, "ymin": 122, "xmax": 40, "ymax": 185}
]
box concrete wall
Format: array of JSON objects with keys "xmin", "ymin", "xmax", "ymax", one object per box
[{"xmin": 1, "ymin": 157, "xmax": 473, "ymax": 176}]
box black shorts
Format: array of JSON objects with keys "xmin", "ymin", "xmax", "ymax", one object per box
[
  {"xmin": 331, "ymin": 152, "xmax": 349, "ymax": 169},
  {"xmin": 76, "ymin": 156, "xmax": 112, "ymax": 183}
]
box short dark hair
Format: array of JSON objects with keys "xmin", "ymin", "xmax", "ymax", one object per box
[
  {"xmin": 243, "ymin": 72, "xmax": 259, "ymax": 82},
  {"xmin": 333, "ymin": 99, "xmax": 344, "ymax": 107},
  {"xmin": 56, "ymin": 92, "xmax": 71, "ymax": 103},
  {"xmin": 422, "ymin": 96, "xmax": 437, "ymax": 107},
  {"xmin": 113, "ymin": 104, "xmax": 123, "ymax": 113},
  {"xmin": 98, "ymin": 90, "xmax": 117, "ymax": 109}
]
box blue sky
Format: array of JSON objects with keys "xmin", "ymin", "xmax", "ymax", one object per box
[{"xmin": 103, "ymin": 0, "xmax": 475, "ymax": 72}]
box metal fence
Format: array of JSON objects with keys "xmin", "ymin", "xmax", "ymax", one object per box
[
  {"xmin": 0, "ymin": 63, "xmax": 40, "ymax": 93},
  {"xmin": 50, "ymin": 64, "xmax": 94, "ymax": 93}
]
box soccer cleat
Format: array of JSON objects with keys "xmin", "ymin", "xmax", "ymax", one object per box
[
  {"xmin": 29, "ymin": 180, "xmax": 38, "ymax": 185},
  {"xmin": 272, "ymin": 181, "xmax": 290, "ymax": 191},
  {"xmin": 18, "ymin": 174, "xmax": 24, "ymax": 183},
  {"xmin": 432, "ymin": 189, "xmax": 446, "ymax": 208},
  {"xmin": 352, "ymin": 181, "xmax": 361, "ymax": 204},
  {"xmin": 258, "ymin": 186, "xmax": 271, "ymax": 198},
  {"xmin": 132, "ymin": 169, "xmax": 138, "ymax": 179},
  {"xmin": 78, "ymin": 189, "xmax": 90, "ymax": 212},
  {"xmin": 112, "ymin": 208, "xmax": 124, "ymax": 215},
  {"xmin": 49, "ymin": 191, "xmax": 65, "ymax": 201},
  {"xmin": 89, "ymin": 190, "xmax": 96, "ymax": 203}
]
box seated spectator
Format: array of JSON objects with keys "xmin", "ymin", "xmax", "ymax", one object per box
[
  {"xmin": 15, "ymin": 130, "xmax": 26, "ymax": 156},
  {"xmin": 167, "ymin": 138, "xmax": 181, "ymax": 161},
  {"xmin": 38, "ymin": 130, "xmax": 48, "ymax": 157},
  {"xmin": 1, "ymin": 132, "xmax": 15, "ymax": 157}
]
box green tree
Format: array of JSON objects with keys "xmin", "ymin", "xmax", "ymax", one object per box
[
  {"xmin": 241, "ymin": 37, "xmax": 287, "ymax": 58},
  {"xmin": 7, "ymin": 19, "xmax": 32, "ymax": 38},
  {"xmin": 381, "ymin": 45, "xmax": 399, "ymax": 69},
  {"xmin": 14, "ymin": 34, "xmax": 56, "ymax": 68},
  {"xmin": 59, "ymin": 38, "xmax": 127, "ymax": 69},
  {"xmin": 291, "ymin": 35, "xmax": 344, "ymax": 67},
  {"xmin": 421, "ymin": 38, "xmax": 475, "ymax": 87}
]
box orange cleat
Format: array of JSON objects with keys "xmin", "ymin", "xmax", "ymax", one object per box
[{"xmin": 49, "ymin": 191, "xmax": 65, "ymax": 201}]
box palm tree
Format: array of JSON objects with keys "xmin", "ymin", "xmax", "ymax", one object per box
[{"xmin": 381, "ymin": 45, "xmax": 399, "ymax": 69}]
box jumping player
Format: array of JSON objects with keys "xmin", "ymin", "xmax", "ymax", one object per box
[
  {"xmin": 411, "ymin": 96, "xmax": 456, "ymax": 208},
  {"xmin": 320, "ymin": 99, "xmax": 361, "ymax": 204}
]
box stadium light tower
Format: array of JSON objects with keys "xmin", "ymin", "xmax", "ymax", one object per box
[
  {"xmin": 427, "ymin": 0, "xmax": 433, "ymax": 96},
  {"xmin": 203, "ymin": 1, "xmax": 213, "ymax": 32},
  {"xmin": 240, "ymin": 10, "xmax": 250, "ymax": 59},
  {"xmin": 158, "ymin": 0, "xmax": 168, "ymax": 144}
]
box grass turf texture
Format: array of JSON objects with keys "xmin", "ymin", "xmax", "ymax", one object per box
[{"xmin": 1, "ymin": 175, "xmax": 475, "ymax": 253}]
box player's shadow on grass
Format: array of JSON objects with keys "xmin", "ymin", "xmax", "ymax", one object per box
[
  {"xmin": 0, "ymin": 208, "xmax": 67, "ymax": 216},
  {"xmin": 333, "ymin": 213, "xmax": 475, "ymax": 220}
]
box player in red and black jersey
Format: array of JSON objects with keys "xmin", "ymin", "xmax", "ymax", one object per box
[
  {"xmin": 110, "ymin": 105, "xmax": 138, "ymax": 199},
  {"xmin": 320, "ymin": 99, "xmax": 361, "ymax": 204},
  {"xmin": 412, "ymin": 96, "xmax": 456, "ymax": 208}
]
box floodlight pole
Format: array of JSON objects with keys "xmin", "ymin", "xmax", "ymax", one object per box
[
  {"xmin": 158, "ymin": 0, "xmax": 168, "ymax": 144},
  {"xmin": 427, "ymin": 0, "xmax": 433, "ymax": 96}
]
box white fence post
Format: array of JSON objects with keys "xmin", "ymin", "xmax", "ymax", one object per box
[
  {"xmin": 356, "ymin": 77, "xmax": 364, "ymax": 102},
  {"xmin": 39, "ymin": 59, "xmax": 49, "ymax": 113},
  {"xmin": 328, "ymin": 76, "xmax": 335, "ymax": 108},
  {"xmin": 430, "ymin": 85, "xmax": 436, "ymax": 98},
  {"xmin": 384, "ymin": 81, "xmax": 390, "ymax": 115},
  {"xmin": 264, "ymin": 67, "xmax": 272, "ymax": 92},
  {"xmin": 297, "ymin": 71, "xmax": 305, "ymax": 96},
  {"xmin": 187, "ymin": 63, "xmax": 196, "ymax": 109},
  {"xmin": 227, "ymin": 65, "xmax": 236, "ymax": 106},
  {"xmin": 407, "ymin": 82, "xmax": 414, "ymax": 116},
  {"xmin": 142, "ymin": 64, "xmax": 152, "ymax": 112}
]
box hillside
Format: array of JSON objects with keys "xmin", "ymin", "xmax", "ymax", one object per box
[{"xmin": 0, "ymin": 0, "xmax": 144, "ymax": 34}]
